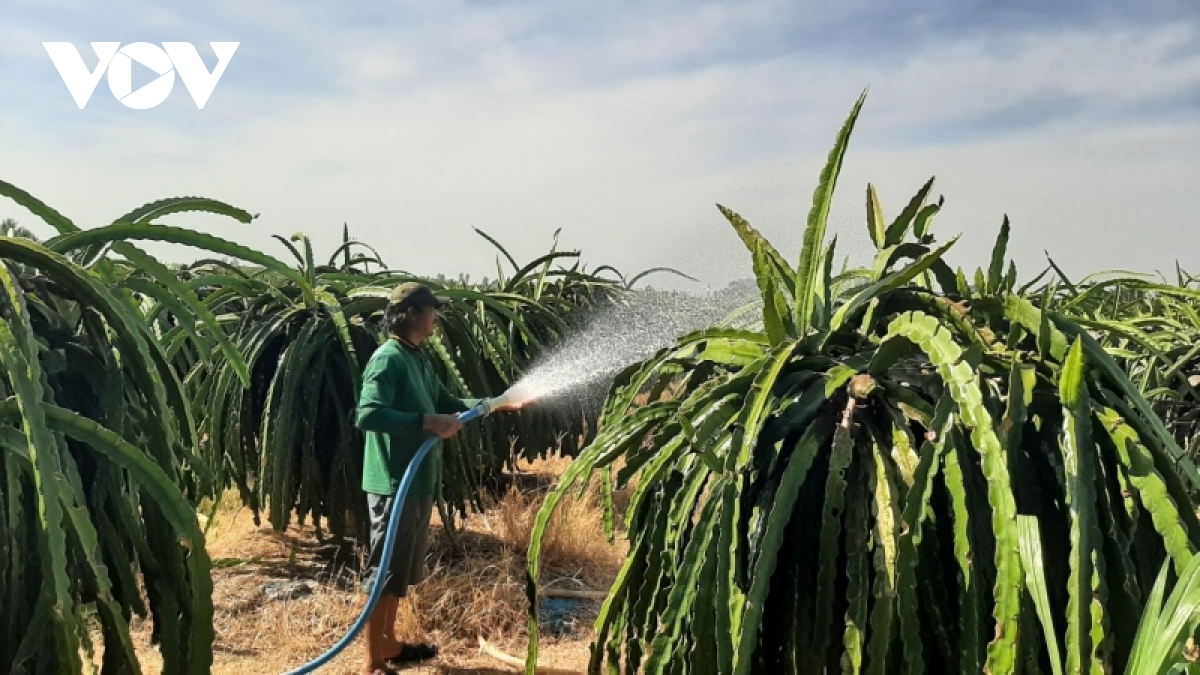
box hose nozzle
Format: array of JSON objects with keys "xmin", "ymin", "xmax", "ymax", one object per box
[
  {"xmin": 481, "ymin": 393, "xmax": 511, "ymax": 415},
  {"xmin": 462, "ymin": 393, "xmax": 512, "ymax": 422}
]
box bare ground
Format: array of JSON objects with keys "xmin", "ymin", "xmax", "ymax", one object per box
[{"xmin": 124, "ymin": 456, "xmax": 625, "ymax": 674}]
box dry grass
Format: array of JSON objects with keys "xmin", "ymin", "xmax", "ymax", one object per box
[
  {"xmin": 116, "ymin": 456, "xmax": 624, "ymax": 674},
  {"xmin": 495, "ymin": 485, "xmax": 624, "ymax": 585}
]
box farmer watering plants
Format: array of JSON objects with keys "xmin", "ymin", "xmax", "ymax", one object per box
[{"xmin": 353, "ymin": 282, "xmax": 527, "ymax": 675}]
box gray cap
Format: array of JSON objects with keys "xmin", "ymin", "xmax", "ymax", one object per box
[{"xmin": 389, "ymin": 282, "xmax": 450, "ymax": 310}]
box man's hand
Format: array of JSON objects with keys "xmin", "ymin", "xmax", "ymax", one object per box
[{"xmin": 423, "ymin": 414, "xmax": 463, "ymax": 438}]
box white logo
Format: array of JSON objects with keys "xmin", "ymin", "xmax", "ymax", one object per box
[{"xmin": 43, "ymin": 42, "xmax": 239, "ymax": 109}]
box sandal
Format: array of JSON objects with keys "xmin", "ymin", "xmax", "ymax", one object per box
[{"xmin": 385, "ymin": 642, "xmax": 438, "ymax": 665}]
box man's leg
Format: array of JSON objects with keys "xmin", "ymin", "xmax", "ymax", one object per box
[
  {"xmin": 381, "ymin": 593, "xmax": 404, "ymax": 654},
  {"xmin": 361, "ymin": 494, "xmax": 399, "ymax": 673},
  {"xmin": 363, "ymin": 594, "xmax": 395, "ymax": 673},
  {"xmin": 380, "ymin": 497, "xmax": 437, "ymax": 664}
]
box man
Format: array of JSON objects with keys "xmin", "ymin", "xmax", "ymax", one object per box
[{"xmin": 355, "ymin": 282, "xmax": 523, "ymax": 675}]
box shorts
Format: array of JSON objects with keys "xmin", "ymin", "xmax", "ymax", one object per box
[{"xmin": 360, "ymin": 493, "xmax": 434, "ymax": 597}]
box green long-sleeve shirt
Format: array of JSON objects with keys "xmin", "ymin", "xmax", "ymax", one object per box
[{"xmin": 355, "ymin": 338, "xmax": 477, "ymax": 497}]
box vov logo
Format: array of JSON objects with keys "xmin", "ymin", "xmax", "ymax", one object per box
[{"xmin": 43, "ymin": 42, "xmax": 239, "ymax": 109}]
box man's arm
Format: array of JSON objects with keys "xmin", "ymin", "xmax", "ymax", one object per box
[{"xmin": 355, "ymin": 355, "xmax": 423, "ymax": 434}]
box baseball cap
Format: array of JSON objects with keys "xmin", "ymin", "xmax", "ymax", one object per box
[{"xmin": 389, "ymin": 282, "xmax": 451, "ymax": 310}]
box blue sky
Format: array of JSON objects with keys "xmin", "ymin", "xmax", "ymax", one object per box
[{"xmin": 2, "ymin": 1, "xmax": 1198, "ymax": 290}]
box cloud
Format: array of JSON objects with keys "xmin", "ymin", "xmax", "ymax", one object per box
[{"xmin": 1, "ymin": 2, "xmax": 1198, "ymax": 292}]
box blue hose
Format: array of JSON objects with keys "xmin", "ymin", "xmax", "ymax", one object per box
[{"xmin": 285, "ymin": 402, "xmax": 490, "ymax": 674}]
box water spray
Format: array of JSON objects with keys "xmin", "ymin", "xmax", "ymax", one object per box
[{"xmin": 285, "ymin": 388, "xmax": 524, "ymax": 675}]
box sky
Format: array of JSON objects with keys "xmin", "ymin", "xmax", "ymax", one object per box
[{"xmin": 1, "ymin": 1, "xmax": 1198, "ymax": 293}]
